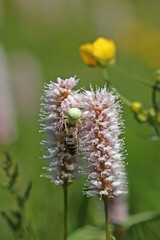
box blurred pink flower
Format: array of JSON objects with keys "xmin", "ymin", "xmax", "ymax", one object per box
[
  {"xmin": 108, "ymin": 195, "xmax": 128, "ymax": 224},
  {"xmin": 10, "ymin": 50, "xmax": 43, "ymax": 117},
  {"xmin": 81, "ymin": 87, "xmax": 127, "ymax": 199},
  {"xmin": 40, "ymin": 77, "xmax": 82, "ymax": 186},
  {"xmin": 0, "ymin": 46, "xmax": 17, "ymax": 144}
]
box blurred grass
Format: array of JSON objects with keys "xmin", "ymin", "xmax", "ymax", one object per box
[{"xmin": 0, "ymin": 0, "xmax": 160, "ymax": 239}]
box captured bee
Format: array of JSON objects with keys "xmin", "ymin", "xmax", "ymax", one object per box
[{"xmin": 64, "ymin": 108, "xmax": 82, "ymax": 155}]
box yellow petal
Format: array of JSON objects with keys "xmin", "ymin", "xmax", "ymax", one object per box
[
  {"xmin": 79, "ymin": 43, "xmax": 98, "ymax": 67},
  {"xmin": 92, "ymin": 37, "xmax": 116, "ymax": 65}
]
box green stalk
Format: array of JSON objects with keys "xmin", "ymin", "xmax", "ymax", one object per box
[
  {"xmin": 63, "ymin": 184, "xmax": 68, "ymax": 240},
  {"xmin": 101, "ymin": 67, "xmax": 131, "ymax": 108},
  {"xmin": 110, "ymin": 64, "xmax": 152, "ymax": 87},
  {"xmin": 103, "ymin": 197, "xmax": 110, "ymax": 240},
  {"xmin": 102, "ymin": 67, "xmax": 110, "ymax": 88},
  {"xmin": 152, "ymin": 80, "xmax": 160, "ymax": 111},
  {"xmin": 119, "ymin": 94, "xmax": 131, "ymax": 107}
]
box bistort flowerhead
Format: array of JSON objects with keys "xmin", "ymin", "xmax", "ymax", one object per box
[
  {"xmin": 81, "ymin": 86, "xmax": 127, "ymax": 199},
  {"xmin": 80, "ymin": 37, "xmax": 116, "ymax": 67},
  {"xmin": 40, "ymin": 77, "xmax": 82, "ymax": 186}
]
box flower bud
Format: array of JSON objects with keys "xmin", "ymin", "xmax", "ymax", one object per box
[
  {"xmin": 148, "ymin": 108, "xmax": 156, "ymax": 118},
  {"xmin": 136, "ymin": 111, "xmax": 148, "ymax": 123},
  {"xmin": 130, "ymin": 101, "xmax": 143, "ymax": 114},
  {"xmin": 154, "ymin": 69, "xmax": 160, "ymax": 82},
  {"xmin": 156, "ymin": 112, "xmax": 160, "ymax": 123}
]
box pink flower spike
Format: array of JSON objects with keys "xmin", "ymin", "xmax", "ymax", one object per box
[
  {"xmin": 81, "ymin": 86, "xmax": 127, "ymax": 199},
  {"xmin": 40, "ymin": 77, "xmax": 82, "ymax": 186}
]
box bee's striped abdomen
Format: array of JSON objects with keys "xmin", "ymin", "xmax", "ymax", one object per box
[
  {"xmin": 63, "ymin": 108, "xmax": 82, "ymax": 156},
  {"xmin": 65, "ymin": 133, "xmax": 78, "ymax": 155}
]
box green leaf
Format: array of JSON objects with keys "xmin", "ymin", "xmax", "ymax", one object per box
[
  {"xmin": 68, "ymin": 225, "xmax": 105, "ymax": 240},
  {"xmin": 24, "ymin": 181, "xmax": 32, "ymax": 201},
  {"xmin": 4, "ymin": 152, "xmax": 13, "ymax": 177},
  {"xmin": 122, "ymin": 210, "xmax": 160, "ymax": 229},
  {"xmin": 9, "ymin": 164, "xmax": 19, "ymax": 188}
]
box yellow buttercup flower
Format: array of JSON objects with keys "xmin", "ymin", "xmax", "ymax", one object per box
[{"xmin": 79, "ymin": 37, "xmax": 116, "ymax": 67}]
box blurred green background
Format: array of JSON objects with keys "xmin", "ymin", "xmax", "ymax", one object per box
[{"xmin": 0, "ymin": 0, "xmax": 160, "ymax": 239}]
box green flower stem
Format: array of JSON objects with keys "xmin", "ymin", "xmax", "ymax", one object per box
[
  {"xmin": 102, "ymin": 67, "xmax": 110, "ymax": 88},
  {"xmin": 152, "ymin": 81, "xmax": 160, "ymax": 112},
  {"xmin": 118, "ymin": 94, "xmax": 131, "ymax": 108},
  {"xmin": 103, "ymin": 197, "xmax": 110, "ymax": 240},
  {"xmin": 101, "ymin": 68, "xmax": 131, "ymax": 108},
  {"xmin": 63, "ymin": 185, "xmax": 68, "ymax": 240},
  {"xmin": 110, "ymin": 64, "xmax": 152, "ymax": 87},
  {"xmin": 152, "ymin": 121, "xmax": 160, "ymax": 136}
]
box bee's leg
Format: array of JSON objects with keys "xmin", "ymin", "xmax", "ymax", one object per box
[
  {"xmin": 78, "ymin": 119, "xmax": 83, "ymax": 128},
  {"xmin": 64, "ymin": 119, "xmax": 69, "ymax": 134},
  {"xmin": 61, "ymin": 112, "xmax": 68, "ymax": 133}
]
